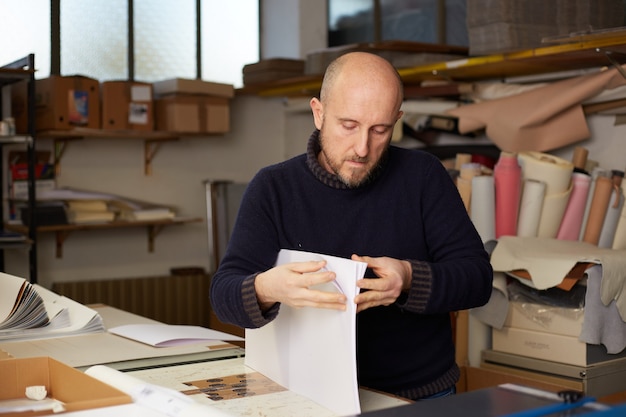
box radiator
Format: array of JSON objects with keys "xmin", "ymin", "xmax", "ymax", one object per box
[{"xmin": 52, "ymin": 274, "xmax": 210, "ymax": 327}]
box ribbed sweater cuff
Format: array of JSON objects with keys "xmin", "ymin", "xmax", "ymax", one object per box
[
  {"xmin": 242, "ymin": 274, "xmax": 279, "ymax": 327},
  {"xmin": 396, "ymin": 260, "xmax": 432, "ymax": 313}
]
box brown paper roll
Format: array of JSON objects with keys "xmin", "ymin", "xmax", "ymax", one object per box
[{"xmin": 582, "ymin": 176, "xmax": 614, "ymax": 245}]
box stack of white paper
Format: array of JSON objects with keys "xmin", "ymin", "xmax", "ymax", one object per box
[{"xmin": 245, "ymin": 249, "xmax": 367, "ymax": 416}]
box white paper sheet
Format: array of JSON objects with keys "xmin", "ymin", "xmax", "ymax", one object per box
[
  {"xmin": 244, "ymin": 249, "xmax": 367, "ymax": 416},
  {"xmin": 108, "ymin": 324, "xmax": 244, "ymax": 347}
]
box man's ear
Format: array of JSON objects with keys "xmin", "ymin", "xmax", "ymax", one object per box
[{"xmin": 310, "ymin": 97, "xmax": 323, "ymax": 130}]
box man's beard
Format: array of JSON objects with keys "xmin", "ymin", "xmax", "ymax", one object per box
[{"xmin": 319, "ymin": 131, "xmax": 386, "ymax": 188}]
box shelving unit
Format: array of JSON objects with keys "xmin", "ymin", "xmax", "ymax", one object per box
[
  {"xmin": 5, "ymin": 217, "xmax": 202, "ymax": 258},
  {"xmin": 0, "ymin": 54, "xmax": 37, "ymax": 282},
  {"xmin": 239, "ymin": 30, "xmax": 626, "ymax": 98}
]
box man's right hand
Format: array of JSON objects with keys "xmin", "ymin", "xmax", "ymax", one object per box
[{"xmin": 254, "ymin": 260, "xmax": 347, "ymax": 311}]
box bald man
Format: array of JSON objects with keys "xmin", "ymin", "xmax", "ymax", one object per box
[{"xmin": 210, "ymin": 52, "xmax": 492, "ymax": 400}]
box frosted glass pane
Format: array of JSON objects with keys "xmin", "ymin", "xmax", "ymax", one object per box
[
  {"xmin": 0, "ymin": 0, "xmax": 50, "ymax": 78},
  {"xmin": 135, "ymin": 0, "xmax": 196, "ymax": 83},
  {"xmin": 61, "ymin": 0, "xmax": 128, "ymax": 81},
  {"xmin": 201, "ymin": 0, "xmax": 259, "ymax": 88}
]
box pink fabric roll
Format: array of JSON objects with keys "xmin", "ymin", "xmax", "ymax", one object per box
[
  {"xmin": 556, "ymin": 173, "xmax": 591, "ymax": 240},
  {"xmin": 494, "ymin": 152, "xmax": 522, "ymax": 238}
]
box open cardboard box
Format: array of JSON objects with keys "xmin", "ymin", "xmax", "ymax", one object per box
[{"xmin": 0, "ymin": 356, "xmax": 132, "ymax": 416}]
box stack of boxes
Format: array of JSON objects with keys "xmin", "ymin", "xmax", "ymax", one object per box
[
  {"xmin": 466, "ymin": 0, "xmax": 624, "ymax": 56},
  {"xmin": 10, "ymin": 75, "xmax": 233, "ymax": 135},
  {"xmin": 152, "ymin": 78, "xmax": 234, "ymax": 134},
  {"xmin": 7, "ymin": 76, "xmax": 234, "ymax": 225},
  {"xmin": 491, "ymin": 291, "xmax": 626, "ymax": 367}
]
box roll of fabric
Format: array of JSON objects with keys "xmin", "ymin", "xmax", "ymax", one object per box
[
  {"xmin": 457, "ymin": 162, "xmax": 482, "ymax": 214},
  {"xmin": 537, "ymin": 186, "xmax": 573, "ymax": 238},
  {"xmin": 471, "ymin": 175, "xmax": 495, "ymax": 243},
  {"xmin": 518, "ymin": 151, "xmax": 574, "ymax": 239},
  {"xmin": 518, "ymin": 151, "xmax": 573, "ymax": 195},
  {"xmin": 612, "ymin": 182, "xmax": 626, "ymax": 250},
  {"xmin": 598, "ymin": 172, "xmax": 625, "ymax": 248},
  {"xmin": 517, "ymin": 179, "xmax": 546, "ymax": 237},
  {"xmin": 556, "ymin": 173, "xmax": 591, "ymax": 241},
  {"xmin": 582, "ymin": 175, "xmax": 614, "ymax": 245},
  {"xmin": 494, "ymin": 152, "xmax": 522, "ymax": 238},
  {"xmin": 579, "ymin": 167, "xmax": 611, "ymax": 241}
]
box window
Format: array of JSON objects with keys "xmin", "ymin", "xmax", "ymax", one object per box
[
  {"xmin": 0, "ymin": 0, "xmax": 259, "ymax": 87},
  {"xmin": 328, "ymin": 0, "xmax": 468, "ymax": 47}
]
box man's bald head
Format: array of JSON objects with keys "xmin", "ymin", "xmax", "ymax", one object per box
[{"xmin": 319, "ymin": 52, "xmax": 404, "ymax": 110}]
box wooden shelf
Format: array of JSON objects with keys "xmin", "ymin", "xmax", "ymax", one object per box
[
  {"xmin": 5, "ymin": 217, "xmax": 203, "ymax": 258},
  {"xmin": 238, "ymin": 30, "xmax": 626, "ymax": 98},
  {"xmin": 37, "ymin": 128, "xmax": 199, "ymax": 176}
]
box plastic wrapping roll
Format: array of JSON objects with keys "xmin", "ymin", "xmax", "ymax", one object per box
[
  {"xmin": 579, "ymin": 167, "xmax": 611, "ymax": 240},
  {"xmin": 471, "ymin": 175, "xmax": 495, "ymax": 243},
  {"xmin": 517, "ymin": 179, "xmax": 546, "ymax": 237},
  {"xmin": 612, "ymin": 183, "xmax": 626, "ymax": 249},
  {"xmin": 518, "ymin": 151, "xmax": 574, "ymax": 195},
  {"xmin": 556, "ymin": 173, "xmax": 591, "ymax": 241},
  {"xmin": 537, "ymin": 186, "xmax": 572, "ymax": 238},
  {"xmin": 582, "ymin": 176, "xmax": 614, "ymax": 245},
  {"xmin": 494, "ymin": 152, "xmax": 522, "ymax": 238}
]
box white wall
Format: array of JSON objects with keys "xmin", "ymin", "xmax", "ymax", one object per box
[{"xmin": 5, "ymin": 96, "xmax": 289, "ymax": 287}]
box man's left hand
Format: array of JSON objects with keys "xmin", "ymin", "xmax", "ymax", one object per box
[{"xmin": 351, "ymin": 255, "xmax": 412, "ymax": 313}]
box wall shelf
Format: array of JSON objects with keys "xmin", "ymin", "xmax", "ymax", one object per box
[
  {"xmin": 238, "ymin": 30, "xmax": 626, "ymax": 98},
  {"xmin": 5, "ymin": 217, "xmax": 203, "ymax": 258},
  {"xmin": 38, "ymin": 128, "xmax": 190, "ymax": 176}
]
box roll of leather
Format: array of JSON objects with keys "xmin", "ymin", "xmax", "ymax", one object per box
[
  {"xmin": 471, "ymin": 175, "xmax": 495, "ymax": 243},
  {"xmin": 582, "ymin": 175, "xmax": 614, "ymax": 245},
  {"xmin": 518, "ymin": 151, "xmax": 574, "ymax": 195},
  {"xmin": 579, "ymin": 168, "xmax": 611, "ymax": 240},
  {"xmin": 556, "ymin": 173, "xmax": 591, "ymax": 241},
  {"xmin": 598, "ymin": 173, "xmax": 625, "ymax": 248},
  {"xmin": 537, "ymin": 186, "xmax": 573, "ymax": 238},
  {"xmin": 494, "ymin": 152, "xmax": 522, "ymax": 238},
  {"xmin": 612, "ymin": 183, "xmax": 626, "ymax": 249},
  {"xmin": 598, "ymin": 188, "xmax": 624, "ymax": 248},
  {"xmin": 517, "ymin": 179, "xmax": 546, "ymax": 237},
  {"xmin": 457, "ymin": 163, "xmax": 482, "ymax": 214}
]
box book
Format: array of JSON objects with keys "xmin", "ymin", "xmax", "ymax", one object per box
[
  {"xmin": 66, "ymin": 210, "xmax": 116, "ymax": 224},
  {"xmin": 117, "ymin": 207, "xmax": 175, "ymax": 221},
  {"xmin": 0, "ymin": 272, "xmax": 105, "ymax": 342}
]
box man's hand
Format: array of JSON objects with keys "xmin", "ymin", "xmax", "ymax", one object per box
[
  {"xmin": 352, "ymin": 255, "xmax": 412, "ymax": 313},
  {"xmin": 255, "ymin": 260, "xmax": 347, "ymax": 311}
]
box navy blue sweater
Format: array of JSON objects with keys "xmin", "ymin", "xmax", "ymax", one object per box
[{"xmin": 210, "ymin": 130, "xmax": 493, "ymax": 399}]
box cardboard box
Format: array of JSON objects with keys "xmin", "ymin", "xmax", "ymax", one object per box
[
  {"xmin": 155, "ymin": 95, "xmax": 230, "ymax": 134},
  {"xmin": 503, "ymin": 301, "xmax": 583, "ymax": 338},
  {"xmin": 152, "ymin": 78, "xmax": 234, "ymax": 99},
  {"xmin": 101, "ymin": 81, "xmax": 154, "ymax": 131},
  {"xmin": 464, "ymin": 365, "xmax": 581, "ymax": 394},
  {"xmin": 0, "ymin": 356, "xmax": 131, "ymax": 416},
  {"xmin": 492, "ymin": 326, "xmax": 626, "ymax": 366},
  {"xmin": 11, "ymin": 179, "xmax": 56, "ymax": 200},
  {"xmin": 243, "ymin": 58, "xmax": 305, "ymax": 85},
  {"xmin": 12, "ymin": 75, "xmax": 101, "ymax": 132}
]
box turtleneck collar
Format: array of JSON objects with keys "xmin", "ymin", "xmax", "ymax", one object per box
[{"xmin": 305, "ymin": 129, "xmax": 388, "ymax": 190}]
